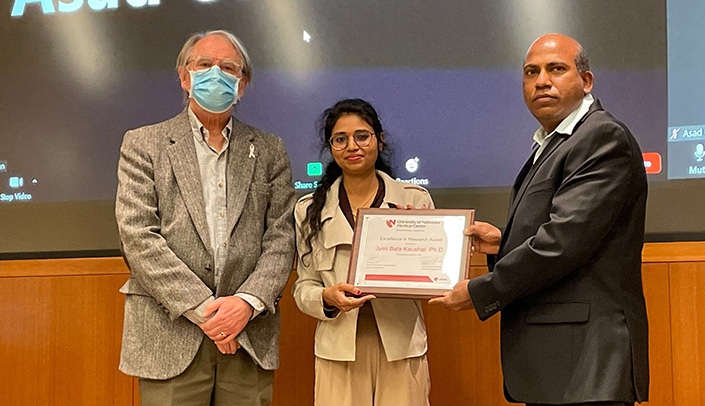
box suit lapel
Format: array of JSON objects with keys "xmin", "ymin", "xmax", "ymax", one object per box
[
  {"xmin": 225, "ymin": 119, "xmax": 257, "ymax": 236},
  {"xmin": 166, "ymin": 111, "xmax": 212, "ymax": 253},
  {"xmin": 513, "ymin": 98, "xmax": 603, "ymax": 213},
  {"xmin": 320, "ymin": 178, "xmax": 354, "ymax": 249},
  {"xmin": 321, "ymin": 172, "xmax": 399, "ymax": 251},
  {"xmin": 509, "ymin": 151, "xmax": 536, "ymax": 207},
  {"xmin": 506, "ymin": 133, "xmax": 566, "ymax": 226},
  {"xmin": 503, "ymin": 99, "xmax": 604, "ymax": 245}
]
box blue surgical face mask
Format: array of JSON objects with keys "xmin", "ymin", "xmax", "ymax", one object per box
[{"xmin": 189, "ymin": 65, "xmax": 240, "ymax": 113}]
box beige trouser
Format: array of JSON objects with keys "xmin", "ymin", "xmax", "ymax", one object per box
[
  {"xmin": 314, "ymin": 305, "xmax": 431, "ymax": 406},
  {"xmin": 139, "ymin": 338, "xmax": 274, "ymax": 406}
]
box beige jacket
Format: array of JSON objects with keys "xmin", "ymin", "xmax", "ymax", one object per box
[{"xmin": 292, "ymin": 171, "xmax": 433, "ymax": 362}]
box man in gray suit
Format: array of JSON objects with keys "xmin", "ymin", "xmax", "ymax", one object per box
[
  {"xmin": 431, "ymin": 34, "xmax": 648, "ymax": 405},
  {"xmin": 115, "ymin": 29, "xmax": 296, "ymax": 405}
]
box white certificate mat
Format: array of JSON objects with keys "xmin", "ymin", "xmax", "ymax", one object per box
[{"xmin": 348, "ymin": 209, "xmax": 474, "ymax": 299}]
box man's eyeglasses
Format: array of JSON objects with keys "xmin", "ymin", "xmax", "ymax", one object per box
[
  {"xmin": 329, "ymin": 130, "xmax": 376, "ymax": 151},
  {"xmin": 187, "ymin": 56, "xmax": 244, "ymax": 78}
]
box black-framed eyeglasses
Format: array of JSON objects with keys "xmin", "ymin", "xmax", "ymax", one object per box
[{"xmin": 329, "ymin": 130, "xmax": 376, "ymax": 151}]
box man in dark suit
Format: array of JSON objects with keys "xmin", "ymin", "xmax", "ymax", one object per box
[
  {"xmin": 430, "ymin": 33, "xmax": 649, "ymax": 405},
  {"xmin": 115, "ymin": 30, "xmax": 296, "ymax": 405}
]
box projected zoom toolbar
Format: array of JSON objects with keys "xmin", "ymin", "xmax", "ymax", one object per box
[
  {"xmin": 0, "ymin": 159, "xmax": 37, "ymax": 202},
  {"xmin": 668, "ymin": 125, "xmax": 705, "ymax": 179}
]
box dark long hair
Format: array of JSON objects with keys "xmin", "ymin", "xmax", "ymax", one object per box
[{"xmin": 300, "ymin": 98, "xmax": 394, "ymax": 265}]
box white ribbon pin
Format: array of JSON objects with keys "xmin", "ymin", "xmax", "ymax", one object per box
[{"xmin": 249, "ymin": 144, "xmax": 255, "ymax": 159}]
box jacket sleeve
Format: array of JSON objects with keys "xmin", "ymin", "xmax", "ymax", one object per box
[
  {"xmin": 291, "ymin": 198, "xmax": 339, "ymax": 321},
  {"xmin": 116, "ymin": 130, "xmax": 213, "ymax": 320}
]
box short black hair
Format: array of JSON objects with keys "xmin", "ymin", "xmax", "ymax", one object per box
[{"xmin": 575, "ymin": 46, "xmax": 590, "ymax": 73}]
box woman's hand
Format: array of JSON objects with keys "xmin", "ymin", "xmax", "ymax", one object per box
[{"xmin": 322, "ymin": 283, "xmax": 376, "ymax": 312}]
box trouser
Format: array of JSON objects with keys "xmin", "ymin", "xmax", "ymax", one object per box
[
  {"xmin": 139, "ymin": 338, "xmax": 274, "ymax": 406},
  {"xmin": 314, "ymin": 304, "xmax": 430, "ymax": 406}
]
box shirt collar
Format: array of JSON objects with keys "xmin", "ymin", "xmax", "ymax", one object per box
[
  {"xmin": 532, "ymin": 93, "xmax": 594, "ymax": 147},
  {"xmin": 187, "ymin": 107, "xmax": 232, "ymax": 144}
]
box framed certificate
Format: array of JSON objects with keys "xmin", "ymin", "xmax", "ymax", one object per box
[{"xmin": 347, "ymin": 208, "xmax": 475, "ymax": 299}]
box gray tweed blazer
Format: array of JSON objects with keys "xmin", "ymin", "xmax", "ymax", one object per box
[{"xmin": 115, "ymin": 109, "xmax": 296, "ymax": 379}]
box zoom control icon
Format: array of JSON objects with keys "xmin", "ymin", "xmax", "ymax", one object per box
[{"xmin": 695, "ymin": 143, "xmax": 705, "ymax": 162}]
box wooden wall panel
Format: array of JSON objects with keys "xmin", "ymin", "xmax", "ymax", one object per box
[
  {"xmin": 640, "ymin": 263, "xmax": 674, "ymax": 406},
  {"xmin": 134, "ymin": 377, "xmax": 141, "ymax": 406},
  {"xmin": 1, "ymin": 241, "xmax": 703, "ymax": 406},
  {"xmin": 669, "ymin": 262, "xmax": 705, "ymax": 406},
  {"xmin": 643, "ymin": 242, "xmax": 705, "ymax": 263},
  {"xmin": 0, "ymin": 273, "xmax": 132, "ymax": 406},
  {"xmin": 0, "ymin": 257, "xmax": 129, "ymax": 278},
  {"xmin": 273, "ymin": 273, "xmax": 317, "ymax": 406}
]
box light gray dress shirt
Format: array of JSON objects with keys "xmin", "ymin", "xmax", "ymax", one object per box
[
  {"xmin": 184, "ymin": 108, "xmax": 264, "ymax": 324},
  {"xmin": 532, "ymin": 94, "xmax": 595, "ymax": 163}
]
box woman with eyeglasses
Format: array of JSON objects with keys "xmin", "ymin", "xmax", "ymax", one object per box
[{"xmin": 292, "ymin": 98, "xmax": 433, "ymax": 405}]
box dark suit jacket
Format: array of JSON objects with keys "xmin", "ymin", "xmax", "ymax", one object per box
[{"xmin": 468, "ymin": 100, "xmax": 649, "ymax": 404}]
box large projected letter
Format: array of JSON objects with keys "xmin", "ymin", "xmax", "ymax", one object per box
[
  {"xmin": 88, "ymin": 0, "xmax": 118, "ymax": 11},
  {"xmin": 126, "ymin": 0, "xmax": 159, "ymax": 8},
  {"xmin": 10, "ymin": 0, "xmax": 55, "ymax": 16},
  {"xmin": 58, "ymin": 0, "xmax": 83, "ymax": 13}
]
